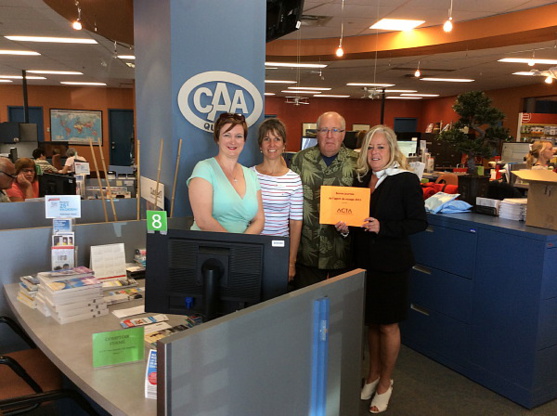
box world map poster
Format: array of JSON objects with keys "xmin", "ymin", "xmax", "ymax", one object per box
[{"xmin": 50, "ymin": 109, "xmax": 102, "ymax": 145}]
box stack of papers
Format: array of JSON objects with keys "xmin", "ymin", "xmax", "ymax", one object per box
[{"xmin": 499, "ymin": 198, "xmax": 528, "ymax": 221}]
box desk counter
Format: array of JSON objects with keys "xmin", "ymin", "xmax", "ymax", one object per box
[{"xmin": 4, "ymin": 283, "xmax": 157, "ymax": 416}]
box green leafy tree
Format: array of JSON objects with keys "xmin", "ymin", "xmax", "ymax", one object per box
[{"xmin": 438, "ymin": 91, "xmax": 511, "ymax": 173}]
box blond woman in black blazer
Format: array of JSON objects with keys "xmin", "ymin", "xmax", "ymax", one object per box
[{"xmin": 337, "ymin": 125, "xmax": 427, "ymax": 413}]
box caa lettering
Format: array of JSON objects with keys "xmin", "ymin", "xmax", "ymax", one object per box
[{"xmin": 177, "ymin": 71, "xmax": 263, "ymax": 133}]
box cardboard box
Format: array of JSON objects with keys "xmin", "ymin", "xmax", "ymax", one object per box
[{"xmin": 513, "ymin": 170, "xmax": 557, "ymax": 230}]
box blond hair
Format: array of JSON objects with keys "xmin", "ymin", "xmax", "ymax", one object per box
[
  {"xmin": 356, "ymin": 125, "xmax": 408, "ymax": 181},
  {"xmin": 525, "ymin": 140, "xmax": 552, "ymax": 168}
]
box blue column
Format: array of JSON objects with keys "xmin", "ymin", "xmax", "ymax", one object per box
[{"xmin": 134, "ymin": 0, "xmax": 265, "ymax": 217}]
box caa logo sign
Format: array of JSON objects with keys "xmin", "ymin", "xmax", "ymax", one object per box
[{"xmin": 177, "ymin": 71, "xmax": 263, "ymax": 133}]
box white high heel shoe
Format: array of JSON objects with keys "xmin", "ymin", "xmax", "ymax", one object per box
[
  {"xmin": 369, "ymin": 380, "xmax": 394, "ymax": 414},
  {"xmin": 360, "ymin": 378, "xmax": 380, "ymax": 400}
]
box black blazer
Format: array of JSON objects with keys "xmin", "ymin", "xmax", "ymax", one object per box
[{"xmin": 352, "ymin": 171, "xmax": 427, "ymax": 273}]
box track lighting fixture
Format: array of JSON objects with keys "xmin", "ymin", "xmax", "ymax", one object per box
[
  {"xmin": 528, "ymin": 51, "xmax": 536, "ymax": 67},
  {"xmin": 335, "ymin": 0, "xmax": 345, "ymax": 58},
  {"xmin": 72, "ymin": 1, "xmax": 82, "ymax": 30},
  {"xmin": 414, "ymin": 62, "xmax": 421, "ymax": 78},
  {"xmin": 443, "ymin": 0, "xmax": 453, "ymax": 32}
]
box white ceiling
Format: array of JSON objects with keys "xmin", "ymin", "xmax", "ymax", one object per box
[{"xmin": 0, "ymin": 0, "xmax": 556, "ymax": 99}]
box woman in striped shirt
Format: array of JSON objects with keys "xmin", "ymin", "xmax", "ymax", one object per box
[{"xmin": 251, "ymin": 118, "xmax": 303, "ymax": 282}]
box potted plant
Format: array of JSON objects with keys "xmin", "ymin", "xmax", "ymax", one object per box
[{"xmin": 438, "ymin": 90, "xmax": 511, "ymax": 174}]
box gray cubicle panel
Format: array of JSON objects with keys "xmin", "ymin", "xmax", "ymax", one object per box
[
  {"xmin": 0, "ymin": 198, "xmax": 139, "ymax": 230},
  {"xmin": 158, "ymin": 269, "xmax": 366, "ymax": 416}
]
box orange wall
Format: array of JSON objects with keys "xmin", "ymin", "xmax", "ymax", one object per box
[
  {"xmin": 419, "ymin": 96, "xmax": 459, "ymax": 131},
  {"xmin": 488, "ymin": 83, "xmax": 557, "ymax": 135},
  {"xmin": 0, "ymin": 84, "xmax": 134, "ymax": 164},
  {"xmin": 1, "ymin": 81, "xmax": 556, "ymax": 160}
]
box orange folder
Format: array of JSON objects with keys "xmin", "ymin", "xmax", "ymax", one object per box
[{"xmin": 319, "ymin": 186, "xmax": 370, "ymax": 227}]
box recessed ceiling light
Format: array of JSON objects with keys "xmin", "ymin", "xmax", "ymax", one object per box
[
  {"xmin": 347, "ymin": 82, "xmax": 395, "ymax": 87},
  {"xmin": 60, "ymin": 81, "xmax": 107, "ymax": 86},
  {"xmin": 265, "ymin": 62, "xmax": 327, "ymax": 69},
  {"xmin": 370, "ymin": 19, "xmax": 425, "ymax": 31},
  {"xmin": 288, "ymin": 86, "xmax": 331, "ymax": 90},
  {"xmin": 0, "ymin": 50, "xmax": 40, "ymax": 56},
  {"xmin": 265, "ymin": 80, "xmax": 297, "ymax": 84},
  {"xmin": 5, "ymin": 35, "xmax": 97, "ymax": 44},
  {"xmin": 384, "ymin": 89, "xmax": 417, "ymax": 93},
  {"xmin": 420, "ymin": 77, "xmax": 474, "ymax": 83},
  {"xmin": 117, "ymin": 55, "xmax": 135, "ymax": 60},
  {"xmin": 280, "ymin": 90, "xmax": 321, "ymax": 94},
  {"xmin": 314, "ymin": 94, "xmax": 351, "ymax": 98},
  {"xmin": 498, "ymin": 58, "xmax": 557, "ymax": 65},
  {"xmin": 513, "ymin": 71, "xmax": 536, "ymax": 76},
  {"xmin": 0, "ymin": 75, "xmax": 46, "ymax": 80},
  {"xmin": 386, "ymin": 96, "xmax": 423, "ymax": 100},
  {"xmin": 264, "ymin": 92, "xmax": 275, "ymax": 96},
  {"xmin": 401, "ymin": 93, "xmax": 440, "ymax": 97},
  {"xmin": 27, "ymin": 70, "xmax": 83, "ymax": 75}
]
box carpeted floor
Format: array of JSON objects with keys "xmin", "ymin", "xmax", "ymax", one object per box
[{"xmin": 359, "ymin": 345, "xmax": 557, "ymax": 415}]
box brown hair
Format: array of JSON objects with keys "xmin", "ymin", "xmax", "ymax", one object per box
[
  {"xmin": 257, "ymin": 118, "xmax": 287, "ymax": 147},
  {"xmin": 15, "ymin": 157, "xmax": 36, "ymax": 174},
  {"xmin": 213, "ymin": 113, "xmax": 248, "ymax": 143},
  {"xmin": 15, "ymin": 157, "xmax": 37, "ymax": 181}
]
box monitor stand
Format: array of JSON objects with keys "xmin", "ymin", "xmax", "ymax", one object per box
[{"xmin": 201, "ymin": 259, "xmax": 223, "ymax": 321}]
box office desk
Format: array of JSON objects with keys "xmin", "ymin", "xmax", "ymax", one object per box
[{"xmin": 4, "ymin": 283, "xmax": 157, "ymax": 416}]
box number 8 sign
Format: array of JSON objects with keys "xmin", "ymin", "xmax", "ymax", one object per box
[{"xmin": 146, "ymin": 210, "xmax": 168, "ymax": 234}]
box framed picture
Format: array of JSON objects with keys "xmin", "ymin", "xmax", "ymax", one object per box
[
  {"xmin": 352, "ymin": 123, "xmax": 370, "ymax": 132},
  {"xmin": 302, "ymin": 122, "xmax": 317, "ymax": 137},
  {"xmin": 50, "ymin": 109, "xmax": 102, "ymax": 145}
]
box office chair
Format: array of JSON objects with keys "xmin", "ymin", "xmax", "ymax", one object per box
[
  {"xmin": 0, "ymin": 316, "xmax": 99, "ymax": 416},
  {"xmin": 51, "ymin": 153, "xmax": 63, "ymax": 171},
  {"xmin": 435, "ymin": 172, "xmax": 459, "ymax": 186}
]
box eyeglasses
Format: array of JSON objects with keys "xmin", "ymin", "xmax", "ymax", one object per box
[
  {"xmin": 317, "ymin": 128, "xmax": 345, "ymax": 135},
  {"xmin": 0, "ymin": 171, "xmax": 17, "ymax": 180},
  {"xmin": 218, "ymin": 112, "xmax": 245, "ymax": 122}
]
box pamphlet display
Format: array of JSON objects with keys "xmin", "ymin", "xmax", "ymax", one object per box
[
  {"xmin": 90, "ymin": 243, "xmax": 127, "ymax": 280},
  {"xmin": 92, "ymin": 327, "xmax": 145, "ymax": 368}
]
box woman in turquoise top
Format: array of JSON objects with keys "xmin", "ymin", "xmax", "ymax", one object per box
[{"xmin": 187, "ymin": 112, "xmax": 264, "ymax": 234}]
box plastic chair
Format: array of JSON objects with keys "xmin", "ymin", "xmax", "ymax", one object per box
[
  {"xmin": 435, "ymin": 173, "xmax": 459, "ymax": 186},
  {"xmin": 0, "ymin": 316, "xmax": 99, "ymax": 416}
]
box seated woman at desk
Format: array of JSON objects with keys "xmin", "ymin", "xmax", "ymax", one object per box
[
  {"xmin": 6, "ymin": 158, "xmax": 39, "ymax": 202},
  {"xmin": 525, "ymin": 140, "xmax": 555, "ymax": 170},
  {"xmin": 187, "ymin": 112, "xmax": 264, "ymax": 234},
  {"xmin": 60, "ymin": 148, "xmax": 86, "ymax": 174}
]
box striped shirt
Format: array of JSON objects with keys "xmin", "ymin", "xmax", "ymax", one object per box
[{"xmin": 251, "ymin": 167, "xmax": 303, "ymax": 237}]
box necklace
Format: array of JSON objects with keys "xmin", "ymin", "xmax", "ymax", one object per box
[{"xmin": 217, "ymin": 159, "xmax": 239, "ymax": 182}]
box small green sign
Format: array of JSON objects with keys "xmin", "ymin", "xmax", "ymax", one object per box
[
  {"xmin": 92, "ymin": 327, "xmax": 145, "ymax": 368},
  {"xmin": 146, "ymin": 210, "xmax": 168, "ymax": 233}
]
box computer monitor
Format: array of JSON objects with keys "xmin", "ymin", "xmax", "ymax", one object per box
[
  {"xmin": 39, "ymin": 173, "xmax": 77, "ymax": 197},
  {"xmin": 501, "ymin": 142, "xmax": 531, "ymax": 163},
  {"xmin": 397, "ymin": 140, "xmax": 418, "ymax": 157},
  {"xmin": 301, "ymin": 137, "xmax": 317, "ymax": 150},
  {"xmin": 343, "ymin": 131, "xmax": 358, "ymax": 149},
  {"xmin": 145, "ymin": 229, "xmax": 290, "ymax": 322},
  {"xmin": 266, "ymin": 0, "xmax": 305, "ymax": 42}
]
